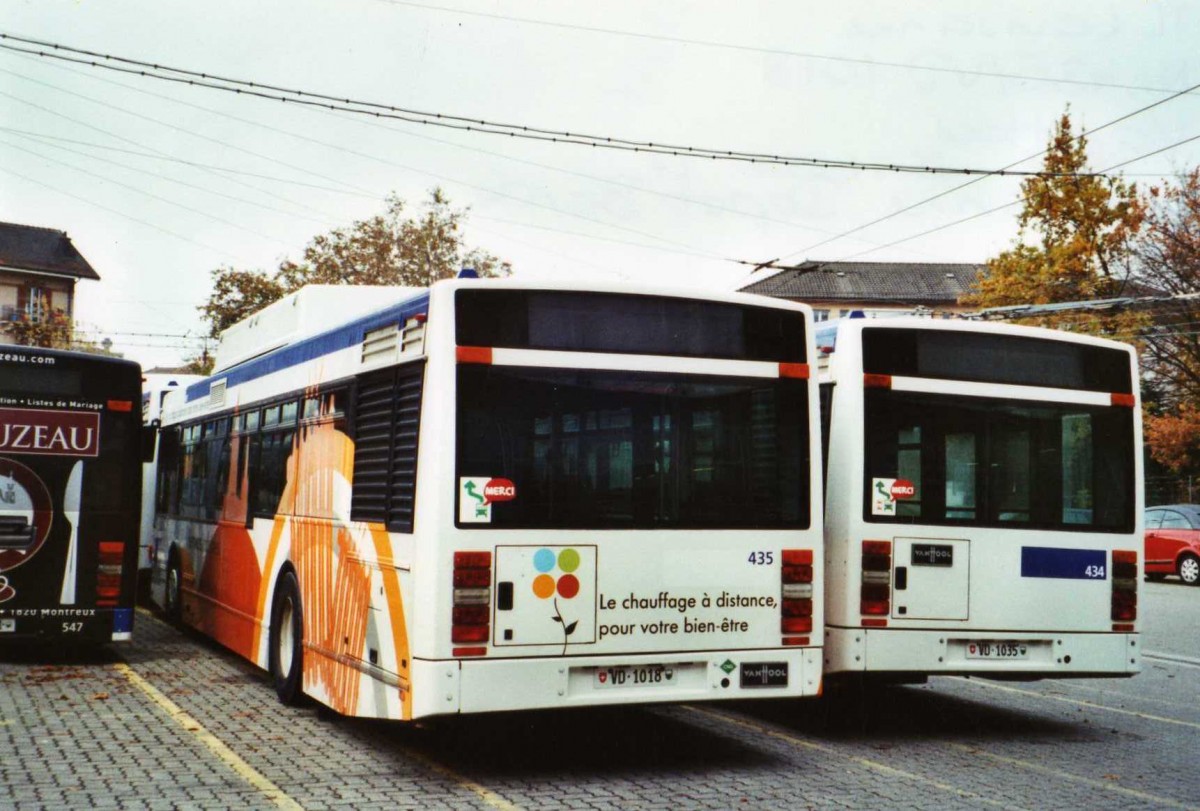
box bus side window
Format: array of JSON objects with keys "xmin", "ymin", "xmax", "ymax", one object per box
[
  {"xmin": 254, "ymin": 428, "xmax": 296, "ymax": 517},
  {"xmin": 157, "ymin": 426, "xmax": 181, "ymax": 514}
]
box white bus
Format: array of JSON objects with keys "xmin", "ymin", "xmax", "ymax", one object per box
[
  {"xmin": 817, "ymin": 317, "xmax": 1141, "ymax": 683},
  {"xmin": 149, "ymin": 279, "xmax": 824, "ymax": 720},
  {"xmin": 140, "ymin": 372, "xmax": 201, "ymax": 599}
]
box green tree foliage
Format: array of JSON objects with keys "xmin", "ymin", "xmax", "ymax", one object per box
[
  {"xmin": 7, "ymin": 310, "xmax": 119, "ymax": 357},
  {"xmin": 963, "ymin": 112, "xmax": 1145, "ymax": 339},
  {"xmin": 200, "ymin": 189, "xmax": 510, "ymax": 337},
  {"xmin": 198, "ymin": 267, "xmax": 286, "ymax": 338},
  {"xmin": 8, "ymin": 309, "xmax": 73, "ymax": 349}
]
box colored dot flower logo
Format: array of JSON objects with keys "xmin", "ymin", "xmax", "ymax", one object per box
[
  {"xmin": 532, "ymin": 547, "xmax": 580, "ymax": 650},
  {"xmin": 531, "ymin": 547, "xmax": 581, "ymax": 600}
]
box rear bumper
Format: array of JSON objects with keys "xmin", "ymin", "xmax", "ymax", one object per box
[
  {"xmin": 824, "ymin": 626, "xmax": 1139, "ymax": 677},
  {"xmin": 410, "ymin": 647, "xmax": 822, "ymax": 719},
  {"xmin": 0, "ymin": 607, "xmax": 134, "ymax": 643}
]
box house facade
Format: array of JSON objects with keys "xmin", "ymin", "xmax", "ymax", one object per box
[
  {"xmin": 737, "ymin": 260, "xmax": 984, "ymax": 321},
  {"xmin": 0, "ymin": 222, "xmax": 100, "ymax": 343}
]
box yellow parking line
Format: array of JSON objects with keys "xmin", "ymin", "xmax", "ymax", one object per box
[
  {"xmin": 946, "ymin": 743, "xmax": 1199, "ymax": 810},
  {"xmin": 113, "ymin": 662, "xmax": 305, "ymax": 811},
  {"xmin": 685, "ymin": 706, "xmax": 1029, "ymax": 811},
  {"xmin": 951, "ymin": 677, "xmax": 1200, "ymax": 731},
  {"xmin": 398, "ymin": 745, "xmax": 525, "ymax": 811}
]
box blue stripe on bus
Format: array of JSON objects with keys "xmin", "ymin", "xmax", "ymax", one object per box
[
  {"xmin": 186, "ymin": 291, "xmax": 431, "ymax": 402},
  {"xmin": 1020, "ymin": 546, "xmax": 1107, "ymax": 580}
]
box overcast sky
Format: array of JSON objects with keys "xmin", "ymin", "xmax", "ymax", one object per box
[{"xmin": 3, "ymin": 0, "xmax": 1199, "ymax": 368}]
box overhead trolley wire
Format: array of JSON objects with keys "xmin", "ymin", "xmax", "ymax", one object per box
[
  {"xmin": 380, "ymin": 0, "xmax": 1199, "ymax": 98},
  {"xmin": 745, "ymin": 76, "xmax": 1200, "ymax": 270},
  {"xmin": 830, "ymin": 130, "xmax": 1200, "ymax": 263},
  {"xmin": 0, "ymin": 33, "xmax": 1128, "ymax": 178},
  {"xmin": 3, "ymin": 54, "xmax": 723, "ymax": 263}
]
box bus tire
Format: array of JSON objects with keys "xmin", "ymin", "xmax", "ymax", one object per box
[
  {"xmin": 164, "ymin": 554, "xmax": 183, "ymax": 624},
  {"xmin": 269, "ymin": 570, "xmax": 305, "ymax": 705},
  {"xmin": 1179, "ymin": 554, "xmax": 1200, "ymax": 586}
]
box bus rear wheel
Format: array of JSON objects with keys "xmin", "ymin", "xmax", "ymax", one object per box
[
  {"xmin": 1179, "ymin": 554, "xmax": 1200, "ymax": 586},
  {"xmin": 269, "ymin": 570, "xmax": 305, "ymax": 705}
]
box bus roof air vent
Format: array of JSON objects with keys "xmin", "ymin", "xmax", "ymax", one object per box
[{"xmin": 362, "ymin": 324, "xmax": 400, "ymax": 368}]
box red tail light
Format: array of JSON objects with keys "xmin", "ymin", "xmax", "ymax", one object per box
[
  {"xmin": 96, "ymin": 541, "xmax": 124, "ymax": 606},
  {"xmin": 781, "ymin": 549, "xmax": 814, "ymax": 641},
  {"xmin": 452, "ymin": 551, "xmax": 492, "ymax": 650},
  {"xmin": 860, "ymin": 540, "xmax": 891, "ymax": 620},
  {"xmin": 863, "ymin": 373, "xmax": 892, "ymax": 389},
  {"xmin": 453, "ymin": 568, "xmax": 491, "ymax": 588},
  {"xmin": 1112, "ymin": 549, "xmax": 1138, "ymax": 625}
]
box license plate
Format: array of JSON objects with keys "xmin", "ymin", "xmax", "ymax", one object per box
[
  {"xmin": 740, "ymin": 661, "xmax": 789, "ymax": 688},
  {"xmin": 965, "ymin": 641, "xmax": 1028, "ymax": 659},
  {"xmin": 593, "ymin": 664, "xmax": 674, "ymax": 688}
]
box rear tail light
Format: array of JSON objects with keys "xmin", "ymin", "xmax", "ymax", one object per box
[
  {"xmin": 96, "ymin": 541, "xmax": 124, "ymax": 606},
  {"xmin": 860, "ymin": 540, "xmax": 891, "ymax": 620},
  {"xmin": 1112, "ymin": 549, "xmax": 1138, "ymax": 626},
  {"xmin": 781, "ymin": 549, "xmax": 814, "ymax": 638},
  {"xmin": 452, "ymin": 551, "xmax": 492, "ymax": 647}
]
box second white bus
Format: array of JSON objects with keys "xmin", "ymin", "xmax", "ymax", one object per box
[{"xmin": 817, "ymin": 317, "xmax": 1141, "ymax": 682}]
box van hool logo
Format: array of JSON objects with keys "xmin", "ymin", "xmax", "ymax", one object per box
[
  {"xmin": 0, "ymin": 408, "xmax": 99, "ymax": 457},
  {"xmin": 0, "ymin": 456, "xmax": 54, "ymax": 576}
]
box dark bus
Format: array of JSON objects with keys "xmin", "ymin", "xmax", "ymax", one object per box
[{"xmin": 0, "ymin": 346, "xmax": 143, "ymax": 644}]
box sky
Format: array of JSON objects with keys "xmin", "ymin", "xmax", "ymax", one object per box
[{"xmin": 3, "ymin": 0, "xmax": 1200, "ymax": 369}]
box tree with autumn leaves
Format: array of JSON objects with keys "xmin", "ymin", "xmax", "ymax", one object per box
[
  {"xmin": 1135, "ymin": 169, "xmax": 1200, "ymax": 484},
  {"xmin": 199, "ymin": 188, "xmax": 510, "ymax": 338},
  {"xmin": 967, "ymin": 112, "xmax": 1200, "ymax": 492},
  {"xmin": 963, "ymin": 112, "xmax": 1145, "ymax": 340}
]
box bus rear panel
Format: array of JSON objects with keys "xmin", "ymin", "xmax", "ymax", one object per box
[
  {"xmin": 0, "ymin": 348, "xmax": 142, "ymax": 644},
  {"xmin": 150, "ymin": 280, "xmax": 825, "ymax": 720},
  {"xmin": 821, "ymin": 319, "xmax": 1141, "ymax": 681}
]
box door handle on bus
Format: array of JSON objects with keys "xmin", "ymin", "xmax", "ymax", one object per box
[{"xmin": 894, "ymin": 566, "xmax": 908, "ymax": 590}]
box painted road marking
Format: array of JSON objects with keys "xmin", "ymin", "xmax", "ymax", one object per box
[
  {"xmin": 946, "ymin": 743, "xmax": 1199, "ymax": 810},
  {"xmin": 1144, "ymin": 650, "xmax": 1200, "ymax": 669},
  {"xmin": 685, "ymin": 706, "xmax": 1029, "ymax": 811},
  {"xmin": 951, "ymin": 677, "xmax": 1200, "ymax": 731},
  {"xmin": 398, "ymin": 745, "xmax": 525, "ymax": 811},
  {"xmin": 134, "ymin": 610, "xmax": 518, "ymax": 809},
  {"xmin": 113, "ymin": 662, "xmax": 305, "ymax": 811}
]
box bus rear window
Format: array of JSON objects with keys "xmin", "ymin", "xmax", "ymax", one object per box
[
  {"xmin": 457, "ymin": 366, "xmax": 810, "ymax": 529},
  {"xmin": 862, "ymin": 328, "xmax": 1132, "ymax": 392},
  {"xmin": 455, "ymin": 290, "xmax": 806, "ymax": 363},
  {"xmin": 0, "ymin": 366, "xmax": 81, "ymax": 395},
  {"xmin": 863, "ymin": 390, "xmax": 1134, "ymax": 532}
]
